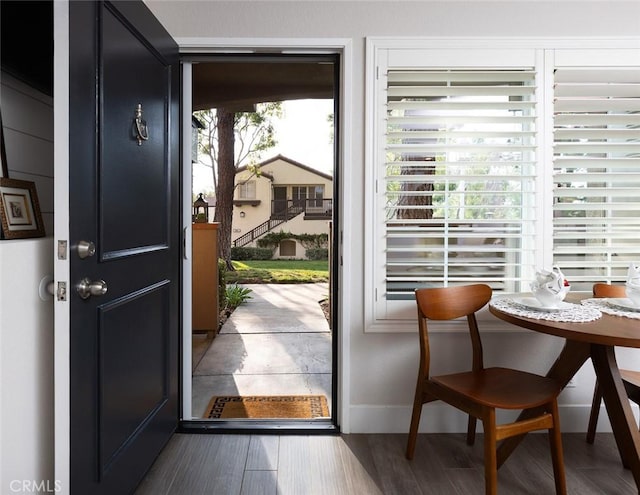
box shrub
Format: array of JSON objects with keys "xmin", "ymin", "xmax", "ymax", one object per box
[
  {"xmin": 305, "ymin": 248, "xmax": 329, "ymax": 260},
  {"xmin": 225, "ymin": 284, "xmax": 253, "ymax": 310},
  {"xmin": 231, "ymin": 246, "xmax": 273, "ymax": 260},
  {"xmin": 218, "ymin": 258, "xmax": 227, "ymax": 311}
]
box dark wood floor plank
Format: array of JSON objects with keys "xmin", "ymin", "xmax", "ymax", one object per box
[
  {"xmin": 133, "ymin": 434, "xmax": 192, "ymax": 495},
  {"xmin": 367, "ymin": 434, "xmax": 424, "ymax": 495},
  {"xmin": 494, "ymin": 437, "xmax": 557, "ymax": 494},
  {"xmin": 409, "ymin": 434, "xmax": 467, "ymax": 493}
]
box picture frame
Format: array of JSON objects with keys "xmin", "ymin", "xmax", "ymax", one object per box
[
  {"xmin": 0, "ymin": 111, "xmax": 8, "ymax": 178},
  {"xmin": 0, "ymin": 178, "xmax": 45, "ymax": 239}
]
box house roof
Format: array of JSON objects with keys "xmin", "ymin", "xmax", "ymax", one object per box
[{"xmin": 236, "ymin": 154, "xmax": 333, "ymax": 182}]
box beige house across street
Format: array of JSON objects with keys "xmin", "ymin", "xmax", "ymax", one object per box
[{"xmin": 232, "ymin": 154, "xmax": 333, "ymax": 259}]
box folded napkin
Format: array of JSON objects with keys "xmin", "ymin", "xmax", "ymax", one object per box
[
  {"xmin": 531, "ymin": 266, "xmax": 568, "ymax": 295},
  {"xmin": 626, "ymin": 263, "xmax": 640, "ymax": 289},
  {"xmin": 530, "ymin": 266, "xmax": 569, "ymax": 307}
]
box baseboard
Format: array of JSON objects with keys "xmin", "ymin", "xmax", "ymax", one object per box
[{"xmin": 346, "ymin": 403, "xmax": 639, "ymax": 434}]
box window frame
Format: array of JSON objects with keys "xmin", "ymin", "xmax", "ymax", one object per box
[
  {"xmin": 237, "ymin": 180, "xmax": 256, "ymax": 200},
  {"xmin": 365, "ymin": 37, "xmax": 640, "ymax": 333}
]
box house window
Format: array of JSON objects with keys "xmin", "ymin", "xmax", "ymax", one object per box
[
  {"xmin": 311, "ymin": 185, "xmax": 324, "ymax": 208},
  {"xmin": 292, "ymin": 186, "xmax": 324, "ymax": 208},
  {"xmin": 238, "ymin": 180, "xmax": 256, "ymax": 199},
  {"xmin": 292, "ymin": 186, "xmax": 308, "ymax": 207},
  {"xmin": 366, "ymin": 40, "xmax": 640, "ymax": 330}
]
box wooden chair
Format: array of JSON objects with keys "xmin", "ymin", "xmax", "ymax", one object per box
[
  {"xmin": 586, "ymin": 283, "xmax": 640, "ymax": 444},
  {"xmin": 406, "ymin": 284, "xmax": 567, "ymax": 495}
]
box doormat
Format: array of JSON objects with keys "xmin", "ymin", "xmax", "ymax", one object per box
[{"xmin": 204, "ymin": 395, "xmax": 330, "ymax": 419}]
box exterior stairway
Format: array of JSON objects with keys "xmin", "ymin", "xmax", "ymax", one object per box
[{"xmin": 232, "ymin": 205, "xmax": 304, "ymax": 247}]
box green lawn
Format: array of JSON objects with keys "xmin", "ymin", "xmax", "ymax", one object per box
[{"xmin": 225, "ymin": 260, "xmax": 329, "ymax": 284}]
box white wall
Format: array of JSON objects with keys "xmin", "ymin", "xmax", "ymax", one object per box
[
  {"xmin": 0, "ymin": 74, "xmax": 55, "ymax": 492},
  {"xmin": 1, "ymin": 73, "xmax": 54, "ymax": 236},
  {"xmin": 145, "ymin": 0, "xmax": 640, "ymax": 433}
]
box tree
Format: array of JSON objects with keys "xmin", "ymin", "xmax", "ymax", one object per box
[{"xmin": 194, "ymin": 102, "xmax": 283, "ymax": 269}]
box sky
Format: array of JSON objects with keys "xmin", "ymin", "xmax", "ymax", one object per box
[{"xmin": 192, "ymin": 99, "xmax": 335, "ymax": 196}]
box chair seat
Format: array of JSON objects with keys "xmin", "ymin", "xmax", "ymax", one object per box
[{"xmin": 432, "ymin": 367, "xmax": 561, "ymax": 409}]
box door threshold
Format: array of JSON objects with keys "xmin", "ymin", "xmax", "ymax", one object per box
[{"xmin": 178, "ymin": 419, "xmax": 340, "ymax": 435}]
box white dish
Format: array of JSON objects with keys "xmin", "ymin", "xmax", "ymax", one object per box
[
  {"xmin": 607, "ymin": 298, "xmax": 640, "ymax": 313},
  {"xmin": 512, "ymin": 297, "xmax": 573, "ymax": 312}
]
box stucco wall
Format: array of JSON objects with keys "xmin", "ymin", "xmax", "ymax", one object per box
[{"xmin": 233, "ymin": 156, "xmax": 333, "ymax": 258}]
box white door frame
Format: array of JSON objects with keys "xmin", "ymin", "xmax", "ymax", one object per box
[
  {"xmin": 178, "ymin": 38, "xmax": 353, "ymax": 430},
  {"xmin": 53, "ymin": 2, "xmax": 71, "ymax": 492}
]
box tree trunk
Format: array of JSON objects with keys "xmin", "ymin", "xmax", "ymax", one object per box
[
  {"xmin": 214, "ymin": 108, "xmax": 236, "ymax": 270},
  {"xmin": 396, "ymin": 157, "xmax": 435, "ymax": 220}
]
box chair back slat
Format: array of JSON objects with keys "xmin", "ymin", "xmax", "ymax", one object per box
[{"xmin": 592, "ymin": 283, "xmax": 626, "ymax": 298}]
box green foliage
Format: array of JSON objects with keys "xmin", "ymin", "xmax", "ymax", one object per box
[
  {"xmin": 193, "ymin": 102, "xmax": 283, "ymax": 175},
  {"xmin": 305, "ymin": 248, "xmax": 329, "ymax": 261},
  {"xmin": 218, "ymin": 259, "xmax": 227, "ymax": 312},
  {"xmin": 226, "ymin": 260, "xmax": 329, "ymax": 284},
  {"xmin": 224, "ymin": 284, "xmax": 253, "ymax": 310},
  {"xmin": 297, "ymin": 233, "xmax": 328, "ymax": 250},
  {"xmin": 257, "ymin": 231, "xmax": 294, "ymax": 248},
  {"xmin": 257, "ymin": 231, "xmax": 328, "ymax": 250},
  {"xmin": 231, "ymin": 246, "xmax": 274, "ymax": 260}
]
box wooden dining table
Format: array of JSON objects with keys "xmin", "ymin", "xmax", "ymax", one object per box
[{"xmin": 489, "ymin": 293, "xmax": 640, "ymax": 490}]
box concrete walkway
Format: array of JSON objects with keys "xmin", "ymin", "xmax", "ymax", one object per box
[{"xmin": 191, "ymin": 283, "xmax": 331, "ymax": 418}]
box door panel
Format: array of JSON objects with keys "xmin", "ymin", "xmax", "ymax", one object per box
[
  {"xmin": 68, "ymin": 2, "xmax": 179, "ymax": 494},
  {"xmin": 101, "ymin": 7, "xmax": 170, "ymax": 256},
  {"xmin": 98, "ymin": 282, "xmax": 170, "ymax": 475}
]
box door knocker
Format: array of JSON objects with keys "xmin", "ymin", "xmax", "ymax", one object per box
[{"xmin": 133, "ymin": 103, "xmax": 149, "ymax": 145}]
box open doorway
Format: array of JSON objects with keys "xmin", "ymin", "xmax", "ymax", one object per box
[{"xmin": 185, "ymin": 54, "xmax": 338, "ymax": 429}]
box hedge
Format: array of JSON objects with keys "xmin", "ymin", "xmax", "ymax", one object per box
[{"xmin": 230, "ymin": 246, "xmax": 274, "ymax": 260}]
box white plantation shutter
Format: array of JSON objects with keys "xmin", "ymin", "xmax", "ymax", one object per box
[
  {"xmin": 366, "ymin": 42, "xmax": 640, "ymax": 329},
  {"xmin": 383, "ymin": 69, "xmax": 538, "ymax": 302},
  {"xmin": 553, "ymin": 65, "xmax": 640, "ymax": 288}
]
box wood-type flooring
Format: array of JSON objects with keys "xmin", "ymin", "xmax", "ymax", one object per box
[{"xmin": 135, "ymin": 432, "xmax": 635, "ymax": 494}]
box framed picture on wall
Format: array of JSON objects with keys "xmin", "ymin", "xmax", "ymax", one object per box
[
  {"xmin": 0, "ymin": 111, "xmax": 8, "ymax": 178},
  {"xmin": 0, "ymin": 178, "xmax": 45, "ymax": 239}
]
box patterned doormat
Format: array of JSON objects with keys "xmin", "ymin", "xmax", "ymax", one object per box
[{"xmin": 204, "ymin": 395, "xmax": 330, "ymax": 419}]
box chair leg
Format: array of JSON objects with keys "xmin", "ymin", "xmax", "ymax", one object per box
[
  {"xmin": 586, "ymin": 379, "xmax": 603, "ymax": 444},
  {"xmin": 548, "ymin": 400, "xmax": 567, "ymax": 495},
  {"xmin": 482, "ymin": 410, "xmax": 498, "ymax": 495},
  {"xmin": 406, "ymin": 380, "xmax": 425, "ymax": 460},
  {"xmin": 466, "ymin": 415, "xmax": 477, "ymax": 445}
]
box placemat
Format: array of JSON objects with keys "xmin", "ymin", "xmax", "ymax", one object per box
[
  {"xmin": 490, "ymin": 297, "xmax": 602, "ymax": 322},
  {"xmin": 581, "ymin": 298, "xmax": 640, "ymax": 320}
]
